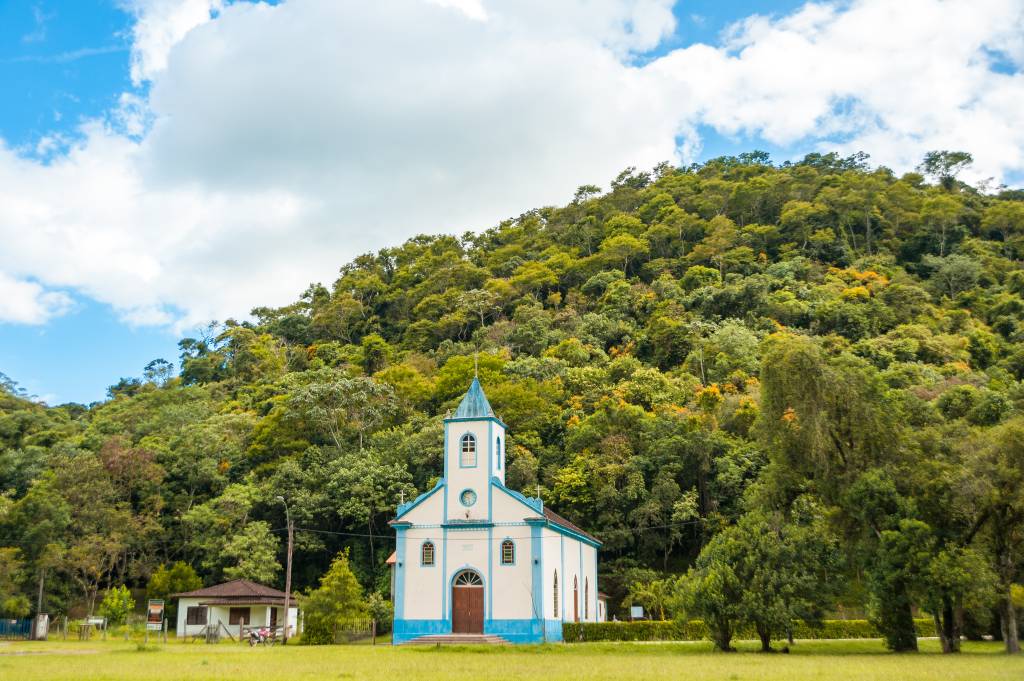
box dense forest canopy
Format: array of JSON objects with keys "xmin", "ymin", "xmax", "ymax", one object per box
[{"xmin": 2, "ymin": 150, "xmax": 1023, "ymax": 651}]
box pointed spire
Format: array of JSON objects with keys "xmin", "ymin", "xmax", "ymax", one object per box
[{"xmin": 453, "ymin": 377, "xmax": 494, "ymax": 419}]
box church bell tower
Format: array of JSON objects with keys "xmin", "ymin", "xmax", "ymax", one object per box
[{"xmin": 443, "ymin": 377, "xmax": 506, "ymax": 521}]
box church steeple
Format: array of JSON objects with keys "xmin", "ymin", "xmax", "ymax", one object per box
[{"xmin": 453, "ymin": 377, "xmax": 494, "ymax": 419}]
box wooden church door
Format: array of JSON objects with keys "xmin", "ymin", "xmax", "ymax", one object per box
[{"xmin": 452, "ymin": 571, "xmax": 484, "ymax": 634}]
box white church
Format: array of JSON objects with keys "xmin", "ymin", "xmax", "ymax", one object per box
[{"xmin": 389, "ymin": 378, "xmax": 602, "ymax": 644}]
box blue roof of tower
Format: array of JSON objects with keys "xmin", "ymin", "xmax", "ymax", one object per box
[{"xmin": 453, "ymin": 377, "xmax": 494, "ymax": 419}]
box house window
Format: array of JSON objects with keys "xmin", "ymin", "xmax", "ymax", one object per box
[
  {"xmin": 500, "ymin": 539, "xmax": 514, "ymax": 565},
  {"xmin": 185, "ymin": 606, "xmax": 207, "ymax": 626},
  {"xmin": 421, "ymin": 541, "xmax": 436, "ymax": 566},
  {"xmin": 460, "ymin": 434, "xmax": 476, "ymax": 467},
  {"xmin": 228, "ymin": 607, "xmax": 250, "ymax": 625},
  {"xmin": 553, "ymin": 570, "xmax": 559, "ymax": 618},
  {"xmin": 496, "ymin": 437, "xmax": 501, "ymax": 470}
]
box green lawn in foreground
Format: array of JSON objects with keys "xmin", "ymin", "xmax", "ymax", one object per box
[{"xmin": 0, "ymin": 638, "xmax": 1020, "ymax": 681}]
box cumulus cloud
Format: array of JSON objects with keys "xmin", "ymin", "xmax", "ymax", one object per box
[
  {"xmin": 0, "ymin": 0, "xmax": 1022, "ymax": 328},
  {"xmin": 120, "ymin": 0, "xmax": 223, "ymax": 84},
  {"xmin": 0, "ymin": 272, "xmax": 72, "ymax": 325},
  {"xmin": 653, "ymin": 0, "xmax": 1024, "ymax": 181}
]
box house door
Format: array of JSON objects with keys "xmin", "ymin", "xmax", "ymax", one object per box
[{"xmin": 451, "ymin": 570, "xmax": 484, "ymax": 634}]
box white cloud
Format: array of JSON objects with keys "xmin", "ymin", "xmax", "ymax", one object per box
[
  {"xmin": 0, "ymin": 0, "xmax": 1022, "ymax": 328},
  {"xmin": 0, "ymin": 272, "xmax": 72, "ymax": 324},
  {"xmin": 653, "ymin": 0, "xmax": 1024, "ymax": 180},
  {"xmin": 427, "ymin": 0, "xmax": 488, "ymax": 22},
  {"xmin": 120, "ymin": 0, "xmax": 223, "ymax": 84}
]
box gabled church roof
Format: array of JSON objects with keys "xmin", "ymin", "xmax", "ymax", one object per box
[{"xmin": 453, "ymin": 377, "xmax": 494, "ymax": 419}]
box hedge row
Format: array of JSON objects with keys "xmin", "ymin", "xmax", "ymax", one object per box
[{"xmin": 562, "ymin": 618, "xmax": 935, "ymax": 642}]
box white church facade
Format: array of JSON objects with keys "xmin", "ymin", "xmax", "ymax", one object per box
[{"xmin": 389, "ymin": 378, "xmax": 601, "ymax": 644}]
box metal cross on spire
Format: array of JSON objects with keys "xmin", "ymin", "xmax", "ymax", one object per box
[{"xmin": 473, "ymin": 352, "xmax": 479, "ymax": 378}]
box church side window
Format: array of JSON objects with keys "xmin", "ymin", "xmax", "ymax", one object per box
[
  {"xmin": 460, "ymin": 434, "xmax": 477, "ymax": 467},
  {"xmin": 496, "ymin": 436, "xmax": 502, "ymax": 470},
  {"xmin": 553, "ymin": 570, "xmax": 559, "ymax": 618},
  {"xmin": 500, "ymin": 539, "xmax": 514, "ymax": 565},
  {"xmin": 421, "ymin": 541, "xmax": 435, "ymax": 566},
  {"xmin": 585, "ymin": 578, "xmax": 589, "ymax": 619}
]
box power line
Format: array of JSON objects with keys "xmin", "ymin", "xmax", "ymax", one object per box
[{"xmin": 270, "ymin": 518, "xmax": 705, "ymax": 543}]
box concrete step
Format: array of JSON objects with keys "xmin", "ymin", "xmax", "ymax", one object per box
[{"xmin": 404, "ymin": 634, "xmax": 510, "ymax": 645}]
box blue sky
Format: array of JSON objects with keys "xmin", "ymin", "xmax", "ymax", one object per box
[{"xmin": 1, "ymin": 0, "xmax": 1022, "ymax": 404}]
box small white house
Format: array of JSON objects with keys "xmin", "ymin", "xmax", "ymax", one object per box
[
  {"xmin": 173, "ymin": 579, "xmax": 299, "ymax": 638},
  {"xmin": 389, "ymin": 378, "xmax": 601, "ymax": 644}
]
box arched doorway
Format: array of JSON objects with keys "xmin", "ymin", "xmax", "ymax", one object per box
[{"xmin": 451, "ymin": 570, "xmax": 484, "ymax": 634}]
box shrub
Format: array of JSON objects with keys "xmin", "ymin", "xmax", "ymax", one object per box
[
  {"xmin": 562, "ymin": 618, "xmax": 934, "ymax": 643},
  {"xmin": 299, "ymin": 550, "xmax": 366, "ymax": 645},
  {"xmin": 98, "ymin": 585, "xmax": 136, "ymax": 625}
]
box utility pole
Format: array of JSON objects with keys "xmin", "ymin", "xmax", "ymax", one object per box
[{"xmin": 277, "ymin": 496, "xmax": 294, "ymax": 645}]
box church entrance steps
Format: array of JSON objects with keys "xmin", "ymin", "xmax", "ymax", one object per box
[{"xmin": 403, "ymin": 634, "xmax": 510, "ymax": 645}]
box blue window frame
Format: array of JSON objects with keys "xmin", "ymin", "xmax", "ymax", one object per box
[
  {"xmin": 496, "ymin": 436, "xmax": 502, "ymax": 470},
  {"xmin": 459, "ymin": 433, "xmax": 477, "ymax": 467},
  {"xmin": 500, "ymin": 538, "xmax": 515, "ymax": 565},
  {"xmin": 420, "ymin": 540, "xmax": 436, "ymax": 566}
]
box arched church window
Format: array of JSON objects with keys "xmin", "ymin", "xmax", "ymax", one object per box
[
  {"xmin": 496, "ymin": 436, "xmax": 502, "ymax": 470},
  {"xmin": 421, "ymin": 541, "xmax": 435, "ymax": 566},
  {"xmin": 573, "ymin": 575, "xmax": 579, "ymax": 622},
  {"xmin": 553, "ymin": 570, "xmax": 559, "ymax": 617},
  {"xmin": 500, "ymin": 539, "xmax": 514, "ymax": 565},
  {"xmin": 454, "ymin": 570, "xmax": 483, "ymax": 586},
  {"xmin": 460, "ymin": 434, "xmax": 477, "ymax": 467}
]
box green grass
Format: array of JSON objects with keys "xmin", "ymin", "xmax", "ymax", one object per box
[{"xmin": 0, "ymin": 638, "xmax": 1020, "ymax": 680}]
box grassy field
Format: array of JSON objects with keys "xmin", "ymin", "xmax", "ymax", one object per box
[{"xmin": 0, "ymin": 638, "xmax": 1021, "ymax": 681}]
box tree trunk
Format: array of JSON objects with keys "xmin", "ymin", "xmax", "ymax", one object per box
[
  {"xmin": 1000, "ymin": 591, "xmax": 1020, "ymax": 654},
  {"xmin": 882, "ymin": 585, "xmax": 919, "ymax": 652},
  {"xmin": 933, "ymin": 612, "xmax": 946, "ymax": 653},
  {"xmin": 865, "ymin": 211, "xmax": 872, "ymax": 255},
  {"xmin": 757, "ymin": 624, "xmax": 773, "ymax": 652},
  {"xmin": 715, "ymin": 627, "xmax": 733, "ymax": 652},
  {"xmin": 36, "ymin": 569, "xmax": 45, "ymax": 614},
  {"xmin": 953, "ymin": 606, "xmax": 964, "ymax": 652}
]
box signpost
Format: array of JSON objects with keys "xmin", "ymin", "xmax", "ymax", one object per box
[{"xmin": 146, "ymin": 600, "xmax": 165, "ymax": 644}]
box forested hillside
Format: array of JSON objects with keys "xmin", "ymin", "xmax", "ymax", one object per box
[{"xmin": 2, "ymin": 151, "xmax": 1023, "ymax": 650}]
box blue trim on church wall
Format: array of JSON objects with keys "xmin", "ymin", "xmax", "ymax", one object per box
[
  {"xmin": 395, "ymin": 479, "xmax": 443, "ymax": 519},
  {"xmin": 440, "ymin": 527, "xmax": 448, "ymax": 618},
  {"xmin": 392, "ymin": 618, "xmax": 562, "ymax": 644},
  {"xmin": 487, "ymin": 420, "xmax": 494, "ymax": 618},
  {"xmin": 394, "ymin": 526, "xmax": 407, "ymax": 620},
  {"xmin": 491, "ymin": 478, "xmax": 543, "ymax": 513},
  {"xmin": 443, "ymin": 427, "xmax": 449, "ymax": 522},
  {"xmin": 530, "ymin": 520, "xmax": 543, "ymax": 630},
  {"xmin": 444, "ymin": 414, "xmax": 508, "ymax": 429}
]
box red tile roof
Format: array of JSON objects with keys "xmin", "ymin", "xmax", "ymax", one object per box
[
  {"xmin": 172, "ymin": 579, "xmax": 297, "ymax": 601},
  {"xmin": 543, "ymin": 507, "xmax": 599, "ymax": 543}
]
